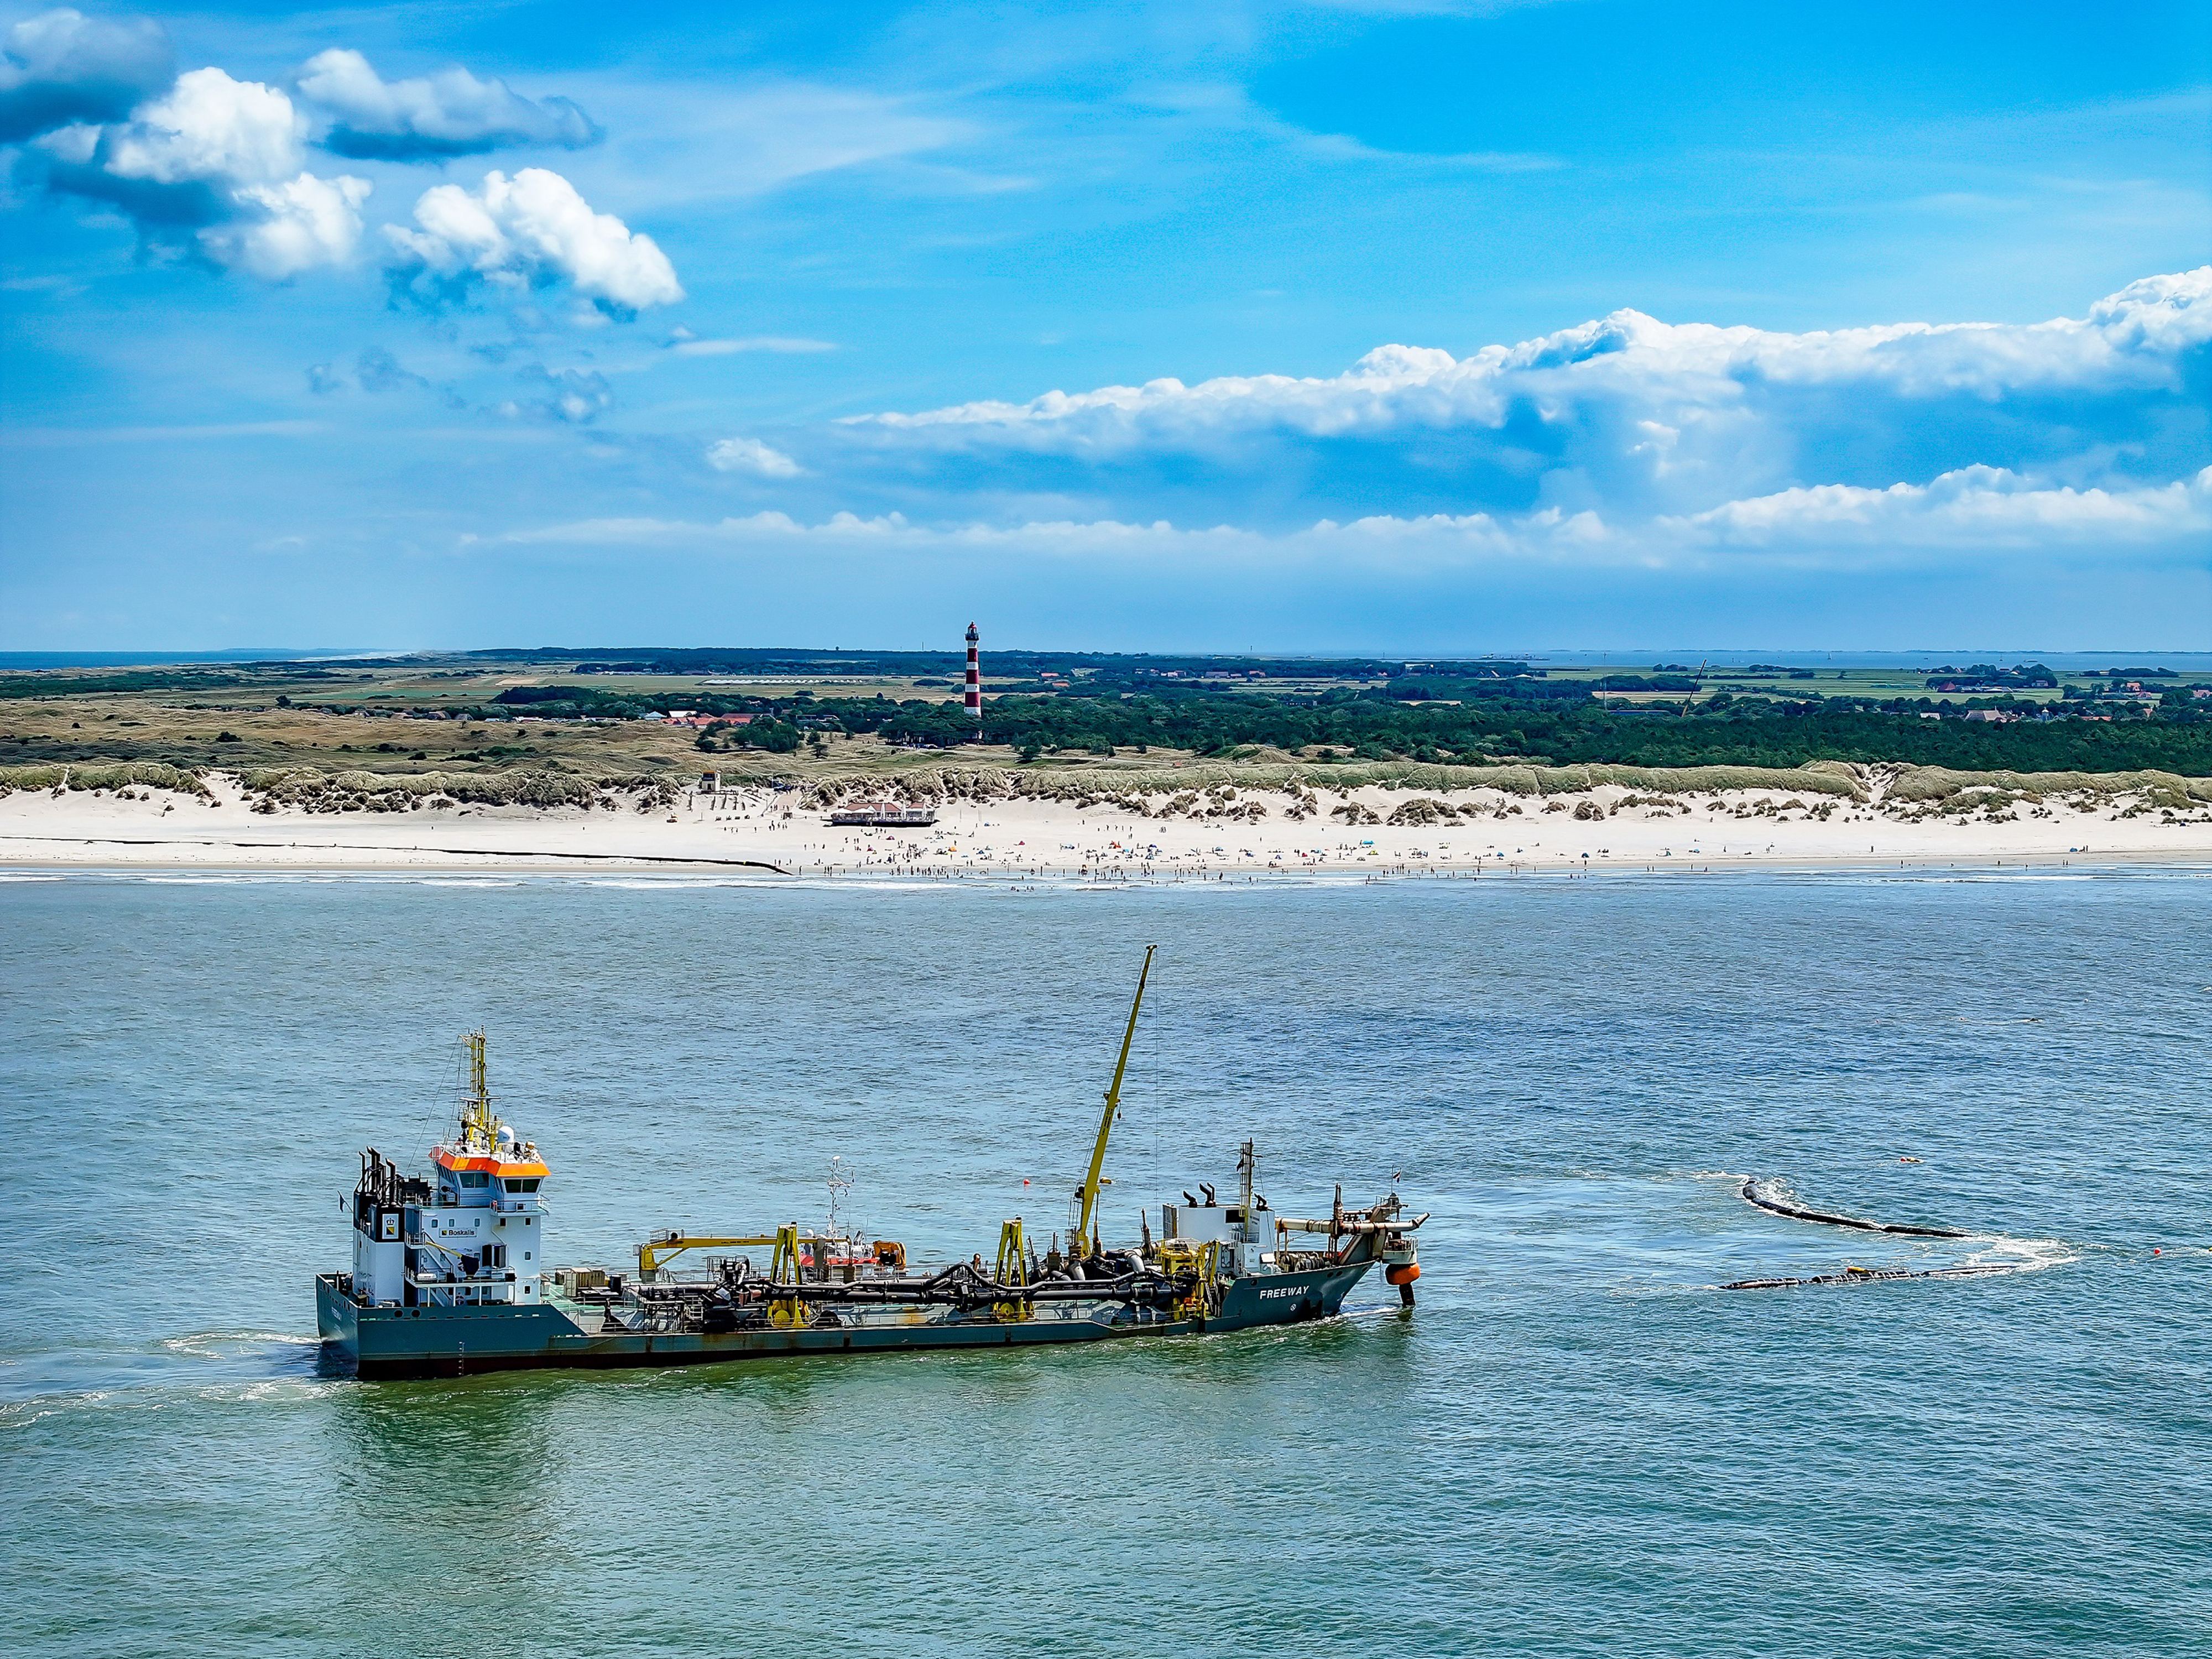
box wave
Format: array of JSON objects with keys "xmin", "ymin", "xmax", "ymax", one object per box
[{"xmin": 157, "ymin": 1330, "xmax": 319, "ymax": 1361}]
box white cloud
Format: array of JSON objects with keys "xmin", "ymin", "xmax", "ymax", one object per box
[
  {"xmin": 32, "ymin": 65, "xmax": 368, "ymax": 278},
  {"xmin": 385, "ymin": 167, "xmax": 683, "ymax": 311},
  {"xmin": 825, "ymin": 269, "xmax": 2212, "ymax": 542},
  {"xmin": 851, "ymin": 269, "xmax": 2212, "ymax": 454},
  {"xmin": 102, "ymin": 65, "xmax": 304, "ymax": 185},
  {"xmin": 0, "ymin": 7, "xmax": 172, "ymax": 142},
  {"xmin": 295, "ymin": 48, "xmax": 599, "ymax": 160},
  {"xmin": 214, "ymin": 170, "xmax": 372, "ymax": 278},
  {"xmin": 484, "ymin": 466, "xmax": 2210, "ymax": 566},
  {"xmin": 707, "ymin": 436, "xmax": 804, "ymax": 477},
  {"xmin": 671, "ymin": 335, "xmax": 837, "ymax": 356},
  {"xmin": 1679, "ymin": 465, "xmax": 2212, "ymax": 550}
]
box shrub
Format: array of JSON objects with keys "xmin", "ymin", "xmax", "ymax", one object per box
[
  {"xmin": 1387, "ymin": 797, "xmax": 1454, "ymax": 826},
  {"xmin": 0, "ymin": 763, "xmax": 208, "ymax": 798},
  {"xmin": 239, "ymin": 767, "xmax": 659, "ymax": 813},
  {"xmin": 1886, "ymin": 766, "xmax": 2212, "ymax": 808}
]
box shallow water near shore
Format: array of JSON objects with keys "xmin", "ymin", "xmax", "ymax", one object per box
[{"xmin": 3, "ymin": 867, "xmax": 2208, "ymax": 1657}]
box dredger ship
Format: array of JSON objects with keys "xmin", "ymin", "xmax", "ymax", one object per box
[{"xmin": 317, "ymin": 948, "xmax": 1426, "ymax": 1380}]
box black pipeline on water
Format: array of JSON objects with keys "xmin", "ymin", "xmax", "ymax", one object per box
[
  {"xmin": 1724, "ymin": 1176, "xmax": 1980, "ymax": 1292},
  {"xmin": 1739, "ymin": 1176, "xmax": 1967, "ymax": 1238}
]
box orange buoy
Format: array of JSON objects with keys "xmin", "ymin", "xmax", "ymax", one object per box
[{"xmin": 1385, "ymin": 1262, "xmax": 1421, "ymax": 1286}]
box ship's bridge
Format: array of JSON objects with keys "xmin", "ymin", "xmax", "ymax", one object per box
[
  {"xmin": 432, "ymin": 1130, "xmax": 551, "ymax": 1209},
  {"xmin": 348, "ymin": 1032, "xmax": 554, "ymax": 1310}
]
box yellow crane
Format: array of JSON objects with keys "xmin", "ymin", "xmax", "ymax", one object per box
[{"xmin": 1071, "ymin": 944, "xmax": 1154, "ymax": 1260}]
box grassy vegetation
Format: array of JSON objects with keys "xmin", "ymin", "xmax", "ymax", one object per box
[
  {"xmin": 239, "ymin": 768, "xmax": 678, "ymax": 813},
  {"xmin": 1884, "ymin": 766, "xmax": 2212, "ymax": 807},
  {"xmin": 0, "ymin": 761, "xmax": 210, "ymax": 797},
  {"xmin": 2, "ymin": 653, "xmax": 2205, "ymax": 804},
  {"xmin": 805, "ymin": 759, "xmax": 1872, "ymax": 806}
]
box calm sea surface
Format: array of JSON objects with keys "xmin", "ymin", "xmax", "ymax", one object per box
[{"xmin": 2, "ymin": 868, "xmax": 2207, "ymax": 1657}]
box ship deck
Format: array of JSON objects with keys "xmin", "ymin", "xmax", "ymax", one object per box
[{"xmin": 318, "ymin": 1260, "xmax": 1374, "ymax": 1380}]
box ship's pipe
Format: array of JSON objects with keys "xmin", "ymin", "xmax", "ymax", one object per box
[
  {"xmin": 1276, "ymin": 1213, "xmax": 1429, "ymax": 1235},
  {"xmin": 1721, "ymin": 1264, "xmax": 2009, "ymax": 1291},
  {"xmin": 681, "ymin": 1269, "xmax": 1194, "ymax": 1308},
  {"xmin": 1739, "ymin": 1178, "xmax": 1966, "ymax": 1239}
]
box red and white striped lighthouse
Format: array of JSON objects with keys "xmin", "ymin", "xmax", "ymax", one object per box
[{"xmin": 963, "ymin": 622, "xmax": 982, "ymax": 728}]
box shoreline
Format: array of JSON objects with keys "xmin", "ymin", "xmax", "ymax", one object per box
[
  {"xmin": 4, "ymin": 860, "xmax": 2208, "ymax": 886},
  {"xmin": 3, "ymin": 773, "xmax": 2208, "ymax": 879}
]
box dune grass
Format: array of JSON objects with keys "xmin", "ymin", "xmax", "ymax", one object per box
[
  {"xmin": 238, "ymin": 766, "xmax": 675, "ymax": 812},
  {"xmin": 0, "ymin": 761, "xmax": 209, "ymax": 797},
  {"xmin": 1884, "ymin": 766, "xmax": 2212, "ymax": 807},
  {"xmin": 805, "ymin": 759, "xmax": 1875, "ymax": 807}
]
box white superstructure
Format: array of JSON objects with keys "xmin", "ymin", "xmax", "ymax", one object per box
[{"xmin": 348, "ymin": 1032, "xmax": 551, "ymax": 1309}]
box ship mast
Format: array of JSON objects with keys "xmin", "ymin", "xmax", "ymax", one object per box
[
  {"xmin": 1073, "ymin": 945, "xmax": 1154, "ymax": 1259},
  {"xmin": 461, "ymin": 1029, "xmax": 495, "ymax": 1151}
]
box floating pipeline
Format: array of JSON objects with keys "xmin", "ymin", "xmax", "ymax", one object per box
[
  {"xmin": 1721, "ymin": 1264, "xmax": 2013, "ymax": 1291},
  {"xmin": 1739, "ymin": 1176, "xmax": 1967, "ymax": 1239}
]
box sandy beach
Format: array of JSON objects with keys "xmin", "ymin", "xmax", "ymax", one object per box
[{"xmin": 3, "ymin": 772, "xmax": 2207, "ymax": 877}]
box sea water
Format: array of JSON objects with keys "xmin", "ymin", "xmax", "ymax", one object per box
[{"xmin": 2, "ymin": 868, "xmax": 2206, "ymax": 1657}]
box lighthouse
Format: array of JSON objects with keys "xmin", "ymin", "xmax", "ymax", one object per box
[{"xmin": 964, "ymin": 622, "xmax": 982, "ymax": 729}]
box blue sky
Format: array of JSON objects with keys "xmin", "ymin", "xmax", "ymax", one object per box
[{"xmin": 1, "ymin": 0, "xmax": 2206, "ymax": 653}]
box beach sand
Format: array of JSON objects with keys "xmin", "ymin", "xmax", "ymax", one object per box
[{"xmin": 2, "ymin": 773, "xmax": 2206, "ymax": 877}]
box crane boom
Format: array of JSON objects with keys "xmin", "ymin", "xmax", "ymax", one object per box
[{"xmin": 1074, "ymin": 945, "xmax": 1155, "ymax": 1256}]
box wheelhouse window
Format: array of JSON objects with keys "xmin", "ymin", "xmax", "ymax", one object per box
[
  {"xmin": 458, "ymin": 1171, "xmax": 490, "ymax": 1189},
  {"xmin": 503, "ymin": 1177, "xmax": 540, "ymax": 1193}
]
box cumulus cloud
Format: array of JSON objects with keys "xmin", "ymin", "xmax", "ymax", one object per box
[
  {"xmin": 837, "ymin": 270, "xmax": 2212, "ymax": 535},
  {"xmin": 29, "ymin": 65, "xmax": 369, "ymax": 276},
  {"xmin": 707, "ymin": 436, "xmax": 804, "ymax": 477},
  {"xmin": 855, "ymin": 271, "xmax": 2212, "ymax": 449},
  {"xmin": 295, "ymin": 48, "xmax": 599, "ymax": 160},
  {"xmin": 206, "ymin": 168, "xmax": 369, "ymax": 278},
  {"xmin": 7, "ymin": 33, "xmax": 637, "ymax": 294},
  {"xmin": 101, "ymin": 63, "xmax": 302, "ymax": 184},
  {"xmin": 0, "ymin": 7, "xmax": 171, "ymax": 143},
  {"xmin": 385, "ymin": 167, "xmax": 682, "ymax": 312}
]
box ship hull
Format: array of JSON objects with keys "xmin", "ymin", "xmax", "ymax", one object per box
[{"xmin": 317, "ymin": 1263, "xmax": 1375, "ymax": 1380}]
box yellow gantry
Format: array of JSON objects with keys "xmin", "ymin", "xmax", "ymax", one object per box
[
  {"xmin": 994, "ymin": 1217, "xmax": 1030, "ymax": 1319},
  {"xmin": 638, "ymin": 1225, "xmax": 802, "ymax": 1279}
]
